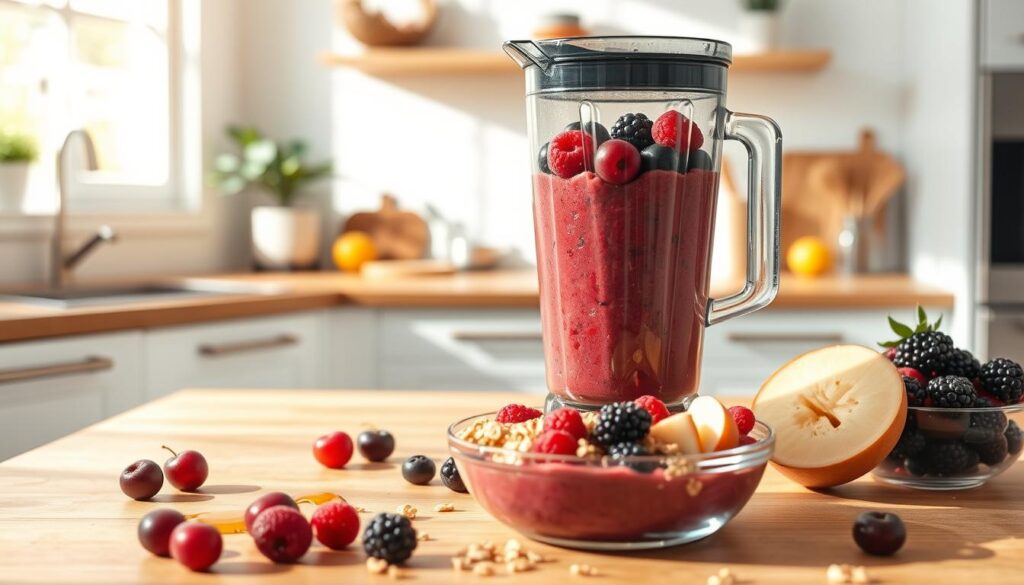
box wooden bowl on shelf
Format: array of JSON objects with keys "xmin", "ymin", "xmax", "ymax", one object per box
[{"xmin": 338, "ymin": 0, "xmax": 438, "ymax": 47}]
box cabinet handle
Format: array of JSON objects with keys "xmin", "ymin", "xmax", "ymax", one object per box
[
  {"xmin": 727, "ymin": 332, "xmax": 845, "ymax": 343},
  {"xmin": 198, "ymin": 334, "xmax": 299, "ymax": 357},
  {"xmin": 0, "ymin": 356, "xmax": 114, "ymax": 385},
  {"xmin": 451, "ymin": 331, "xmax": 544, "ymax": 342}
]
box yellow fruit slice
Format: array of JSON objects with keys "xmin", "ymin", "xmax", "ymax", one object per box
[
  {"xmin": 753, "ymin": 344, "xmax": 906, "ymax": 488},
  {"xmin": 688, "ymin": 396, "xmax": 740, "ymax": 453},
  {"xmin": 649, "ymin": 412, "xmax": 702, "ymax": 455}
]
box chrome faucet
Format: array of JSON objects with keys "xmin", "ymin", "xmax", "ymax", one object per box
[{"xmin": 51, "ymin": 130, "xmax": 117, "ymax": 289}]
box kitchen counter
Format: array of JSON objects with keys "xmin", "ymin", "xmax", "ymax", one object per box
[
  {"xmin": 0, "ymin": 271, "xmax": 954, "ymax": 343},
  {"xmin": 0, "ymin": 388, "xmax": 1018, "ymax": 584}
]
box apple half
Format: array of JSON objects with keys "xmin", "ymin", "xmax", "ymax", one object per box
[
  {"xmin": 752, "ymin": 344, "xmax": 906, "ymax": 488},
  {"xmin": 649, "ymin": 412, "xmax": 703, "ymax": 455}
]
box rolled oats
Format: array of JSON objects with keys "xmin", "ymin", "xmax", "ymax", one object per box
[
  {"xmin": 472, "ymin": 561, "xmax": 496, "ymax": 576},
  {"xmin": 570, "ymin": 563, "xmax": 599, "ymax": 577},
  {"xmin": 366, "ymin": 558, "xmax": 389, "ymax": 574},
  {"xmin": 396, "ymin": 504, "xmax": 417, "ymax": 519},
  {"xmin": 434, "ymin": 502, "xmax": 455, "ymax": 512},
  {"xmin": 387, "ymin": 565, "xmax": 405, "ymax": 580}
]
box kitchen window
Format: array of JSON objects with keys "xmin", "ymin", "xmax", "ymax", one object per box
[{"xmin": 0, "ymin": 0, "xmax": 194, "ymax": 213}]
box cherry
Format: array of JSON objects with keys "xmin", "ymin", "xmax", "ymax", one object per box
[
  {"xmin": 162, "ymin": 446, "xmax": 209, "ymax": 492},
  {"xmin": 137, "ymin": 509, "xmax": 185, "ymax": 557},
  {"xmin": 401, "ymin": 455, "xmax": 436, "ymax": 485},
  {"xmin": 310, "ymin": 501, "xmax": 360, "ymax": 550},
  {"xmin": 250, "ymin": 505, "xmax": 312, "ymax": 563},
  {"xmin": 169, "ymin": 521, "xmax": 222, "ymax": 572},
  {"xmin": 853, "ymin": 511, "xmax": 906, "ymax": 556},
  {"xmin": 313, "ymin": 432, "xmax": 354, "ymax": 469},
  {"xmin": 595, "ymin": 139, "xmax": 641, "ymax": 184},
  {"xmin": 357, "ymin": 430, "xmax": 395, "ymax": 462},
  {"xmin": 245, "ymin": 492, "xmax": 299, "ymax": 532},
  {"xmin": 120, "ymin": 459, "xmax": 163, "ymax": 500}
]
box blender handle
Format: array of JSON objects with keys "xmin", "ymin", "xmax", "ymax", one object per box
[{"xmin": 706, "ymin": 111, "xmax": 782, "ymax": 326}]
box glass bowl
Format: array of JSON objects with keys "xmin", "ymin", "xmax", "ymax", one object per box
[
  {"xmin": 447, "ymin": 411, "xmax": 774, "ymax": 550},
  {"xmin": 872, "ymin": 403, "xmax": 1023, "ymax": 490}
]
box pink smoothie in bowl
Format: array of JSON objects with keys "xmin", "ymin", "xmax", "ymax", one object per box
[
  {"xmin": 533, "ymin": 169, "xmax": 720, "ymax": 406},
  {"xmin": 448, "ymin": 413, "xmax": 773, "ymax": 550}
]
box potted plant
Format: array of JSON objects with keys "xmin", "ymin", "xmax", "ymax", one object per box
[
  {"xmin": 0, "ymin": 132, "xmax": 38, "ymax": 213},
  {"xmin": 738, "ymin": 0, "xmax": 781, "ymax": 53},
  {"xmin": 213, "ymin": 126, "xmax": 332, "ymax": 270}
]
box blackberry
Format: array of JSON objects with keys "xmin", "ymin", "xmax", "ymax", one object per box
[
  {"xmin": 980, "ymin": 357, "xmax": 1024, "ymax": 404},
  {"xmin": 925, "ymin": 375, "xmax": 977, "ymax": 408},
  {"xmin": 963, "ymin": 398, "xmax": 1008, "ymax": 445},
  {"xmin": 591, "ymin": 401, "xmax": 652, "ymax": 448},
  {"xmin": 941, "ymin": 348, "xmax": 981, "ymax": 379},
  {"xmin": 607, "ymin": 441, "xmax": 656, "ymax": 473},
  {"xmin": 362, "ymin": 513, "xmax": 417, "ymax": 564},
  {"xmin": 971, "ymin": 435, "xmax": 1009, "ymax": 466},
  {"xmin": 920, "ymin": 440, "xmax": 980, "ymax": 475},
  {"xmin": 903, "ymin": 376, "xmax": 928, "ymax": 407},
  {"xmin": 904, "ymin": 455, "xmax": 932, "ymax": 476},
  {"xmin": 440, "ymin": 457, "xmax": 467, "ymax": 494},
  {"xmin": 609, "ymin": 113, "xmax": 654, "ymax": 151},
  {"xmin": 889, "ymin": 427, "xmax": 927, "ymax": 461},
  {"xmin": 1006, "ymin": 420, "xmax": 1023, "ymax": 455},
  {"xmin": 893, "ymin": 331, "xmax": 954, "ymax": 375}
]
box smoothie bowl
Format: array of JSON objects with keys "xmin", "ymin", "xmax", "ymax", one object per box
[{"xmin": 447, "ymin": 400, "xmax": 774, "ymax": 550}]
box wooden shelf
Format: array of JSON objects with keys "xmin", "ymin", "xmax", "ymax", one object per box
[{"xmin": 321, "ymin": 48, "xmax": 831, "ymax": 76}]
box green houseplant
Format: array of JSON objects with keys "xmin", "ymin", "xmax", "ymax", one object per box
[
  {"xmin": 0, "ymin": 132, "xmax": 38, "ymax": 213},
  {"xmin": 213, "ymin": 126, "xmax": 333, "ymax": 270}
]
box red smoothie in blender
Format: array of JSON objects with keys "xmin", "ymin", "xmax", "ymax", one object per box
[{"xmin": 533, "ymin": 168, "xmax": 719, "ymax": 406}]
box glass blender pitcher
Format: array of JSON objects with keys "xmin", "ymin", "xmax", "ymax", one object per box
[{"xmin": 504, "ymin": 37, "xmax": 781, "ymax": 410}]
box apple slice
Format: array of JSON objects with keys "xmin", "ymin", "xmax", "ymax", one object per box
[
  {"xmin": 753, "ymin": 344, "xmax": 906, "ymax": 488},
  {"xmin": 649, "ymin": 412, "xmax": 702, "ymax": 455},
  {"xmin": 688, "ymin": 396, "xmax": 740, "ymax": 453}
]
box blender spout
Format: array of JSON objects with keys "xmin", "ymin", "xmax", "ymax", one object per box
[{"xmin": 502, "ymin": 40, "xmax": 553, "ymax": 72}]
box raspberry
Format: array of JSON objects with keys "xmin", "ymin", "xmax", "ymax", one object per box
[
  {"xmin": 543, "ymin": 407, "xmax": 587, "ymax": 440},
  {"xmin": 250, "ymin": 505, "xmax": 313, "ymax": 563},
  {"xmin": 897, "ymin": 367, "xmax": 927, "ymax": 385},
  {"xmin": 495, "ymin": 404, "xmax": 541, "ymax": 424},
  {"xmin": 728, "ymin": 406, "xmax": 756, "ymax": 435},
  {"xmin": 652, "ymin": 110, "xmax": 704, "ymax": 152},
  {"xmin": 531, "ymin": 429, "xmax": 578, "ymax": 455},
  {"xmin": 547, "ymin": 130, "xmax": 594, "ymax": 178},
  {"xmin": 310, "ymin": 501, "xmax": 360, "ymax": 551},
  {"xmin": 739, "ymin": 435, "xmax": 758, "ymax": 446},
  {"xmin": 634, "ymin": 395, "xmax": 670, "ymax": 425}
]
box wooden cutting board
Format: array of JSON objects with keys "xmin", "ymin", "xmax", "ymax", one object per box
[{"xmin": 342, "ymin": 194, "xmax": 429, "ymax": 260}]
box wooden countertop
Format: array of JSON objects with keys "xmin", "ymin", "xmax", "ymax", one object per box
[
  {"xmin": 0, "ymin": 271, "xmax": 954, "ymax": 343},
  {"xmin": 0, "ymin": 388, "xmax": 1018, "ymax": 584}
]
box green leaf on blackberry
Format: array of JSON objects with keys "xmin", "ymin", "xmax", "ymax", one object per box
[
  {"xmin": 877, "ymin": 305, "xmax": 945, "ymax": 348},
  {"xmin": 889, "ymin": 317, "xmax": 913, "ymax": 339}
]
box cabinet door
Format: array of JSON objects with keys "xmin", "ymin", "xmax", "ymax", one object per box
[
  {"xmin": 983, "ymin": 0, "xmax": 1024, "ymax": 69},
  {"xmin": 0, "ymin": 331, "xmax": 143, "ymax": 461},
  {"xmin": 144, "ymin": 312, "xmax": 325, "ymax": 399}
]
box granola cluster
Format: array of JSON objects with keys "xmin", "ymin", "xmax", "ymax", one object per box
[{"xmin": 451, "ymin": 539, "xmax": 550, "ymax": 576}]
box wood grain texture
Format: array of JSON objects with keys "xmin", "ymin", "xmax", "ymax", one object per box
[
  {"xmin": 0, "ymin": 388, "xmax": 1019, "ymax": 584},
  {"xmin": 0, "ymin": 271, "xmax": 954, "ymax": 343}
]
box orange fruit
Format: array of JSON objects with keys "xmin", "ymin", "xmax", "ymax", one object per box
[
  {"xmin": 786, "ymin": 236, "xmax": 832, "ymax": 277},
  {"xmin": 332, "ymin": 232, "xmax": 377, "ymax": 272}
]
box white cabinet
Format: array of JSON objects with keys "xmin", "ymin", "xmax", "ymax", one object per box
[
  {"xmin": 982, "ymin": 0, "xmax": 1024, "ymax": 69},
  {"xmin": 144, "ymin": 312, "xmax": 326, "ymax": 399},
  {"xmin": 0, "ymin": 331, "xmax": 143, "ymax": 461}
]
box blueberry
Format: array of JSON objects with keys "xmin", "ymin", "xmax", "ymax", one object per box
[
  {"xmin": 440, "ymin": 457, "xmax": 468, "ymax": 493},
  {"xmin": 358, "ymin": 430, "xmax": 395, "ymax": 462},
  {"xmin": 401, "ymin": 455, "xmax": 436, "ymax": 486},
  {"xmin": 685, "ymin": 149, "xmax": 713, "ymax": 171},
  {"xmin": 538, "ymin": 142, "xmax": 552, "ymax": 174},
  {"xmin": 640, "ymin": 144, "xmax": 682, "ymax": 173},
  {"xmin": 564, "ymin": 121, "xmax": 610, "ymax": 144}
]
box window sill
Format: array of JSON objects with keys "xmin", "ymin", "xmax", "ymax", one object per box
[{"xmin": 0, "ymin": 209, "xmax": 214, "ymax": 241}]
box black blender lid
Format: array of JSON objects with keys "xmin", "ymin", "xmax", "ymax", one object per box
[{"xmin": 504, "ymin": 36, "xmax": 733, "ymax": 71}]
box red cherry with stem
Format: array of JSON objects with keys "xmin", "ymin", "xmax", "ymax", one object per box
[
  {"xmin": 313, "ymin": 432, "xmax": 354, "ymax": 469},
  {"xmin": 595, "ymin": 139, "xmax": 641, "ymax": 184},
  {"xmin": 138, "ymin": 509, "xmax": 185, "ymax": 557},
  {"xmin": 162, "ymin": 446, "xmax": 209, "ymax": 492},
  {"xmin": 120, "ymin": 459, "xmax": 163, "ymax": 500},
  {"xmin": 169, "ymin": 521, "xmax": 222, "ymax": 572},
  {"xmin": 245, "ymin": 492, "xmax": 299, "ymax": 532},
  {"xmin": 311, "ymin": 501, "xmax": 360, "ymax": 550}
]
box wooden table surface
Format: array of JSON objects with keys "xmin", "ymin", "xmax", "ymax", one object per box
[{"xmin": 2, "ymin": 389, "xmax": 1017, "ymax": 585}]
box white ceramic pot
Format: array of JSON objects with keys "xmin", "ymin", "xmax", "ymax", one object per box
[
  {"xmin": 251, "ymin": 206, "xmax": 322, "ymax": 270},
  {"xmin": 0, "ymin": 162, "xmax": 30, "ymax": 213},
  {"xmin": 737, "ymin": 11, "xmax": 780, "ymax": 53}
]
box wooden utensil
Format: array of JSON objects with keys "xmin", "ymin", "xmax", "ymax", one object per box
[
  {"xmin": 342, "ymin": 194, "xmax": 429, "ymax": 261},
  {"xmin": 360, "ymin": 259, "xmax": 455, "ymax": 279}
]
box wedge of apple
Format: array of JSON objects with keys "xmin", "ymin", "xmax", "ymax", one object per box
[
  {"xmin": 752, "ymin": 344, "xmax": 906, "ymax": 488},
  {"xmin": 649, "ymin": 412, "xmax": 703, "ymax": 455},
  {"xmin": 688, "ymin": 396, "xmax": 740, "ymax": 453}
]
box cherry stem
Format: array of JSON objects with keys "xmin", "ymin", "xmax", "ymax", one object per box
[{"xmin": 161, "ymin": 445, "xmax": 178, "ymax": 458}]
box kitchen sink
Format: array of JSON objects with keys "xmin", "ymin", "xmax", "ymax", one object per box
[{"xmin": 0, "ymin": 279, "xmax": 287, "ymax": 309}]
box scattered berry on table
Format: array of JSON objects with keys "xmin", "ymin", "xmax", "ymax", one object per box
[
  {"xmin": 727, "ymin": 406, "xmax": 756, "ymax": 436},
  {"xmin": 925, "ymin": 375, "xmax": 977, "ymax": 408},
  {"xmin": 920, "ymin": 440, "xmax": 980, "ymax": 475},
  {"xmin": 634, "ymin": 395, "xmax": 670, "ymax": 425},
  {"xmin": 169, "ymin": 521, "xmax": 222, "ymax": 572},
  {"xmin": 495, "ymin": 404, "xmax": 542, "ymax": 424},
  {"xmin": 942, "ymin": 348, "xmax": 981, "ymax": 380},
  {"xmin": 537, "ymin": 142, "xmax": 551, "ymax": 174},
  {"xmin": 311, "ymin": 501, "xmax": 360, "ymax": 550},
  {"xmin": 591, "ymin": 401, "xmax": 652, "ymax": 448},
  {"xmin": 594, "ymin": 139, "xmax": 641, "ymax": 184},
  {"xmin": 852, "ymin": 511, "xmax": 906, "ymax": 556},
  {"xmin": 685, "ymin": 149, "xmax": 713, "ymax": 171},
  {"xmin": 652, "ymin": 110, "xmax": 704, "ymax": 152},
  {"xmin": 357, "ymin": 429, "xmax": 396, "ymax": 462},
  {"xmin": 137, "ymin": 509, "xmax": 185, "ymax": 557},
  {"xmin": 564, "ymin": 120, "xmax": 610, "ymax": 144},
  {"xmin": 120, "ymin": 459, "xmax": 164, "ymax": 501},
  {"xmin": 543, "ymin": 407, "xmax": 588, "ymax": 440},
  {"xmin": 607, "ymin": 441, "xmax": 657, "ymax": 473},
  {"xmin": 897, "ymin": 367, "xmax": 927, "ymax": 386},
  {"xmin": 440, "ymin": 456, "xmax": 468, "ymax": 493},
  {"xmin": 902, "ymin": 375, "xmax": 929, "ymax": 407},
  {"xmin": 893, "ymin": 331, "xmax": 954, "ymax": 377},
  {"xmin": 161, "ymin": 446, "xmax": 208, "ymax": 492},
  {"xmin": 547, "ymin": 130, "xmax": 595, "ymax": 178},
  {"xmin": 609, "ymin": 113, "xmax": 654, "ymax": 151},
  {"xmin": 313, "ymin": 432, "xmax": 354, "ymax": 469},
  {"xmin": 980, "ymin": 357, "xmax": 1024, "ymax": 404},
  {"xmin": 1005, "ymin": 420, "xmax": 1023, "ymax": 455},
  {"xmin": 363, "ymin": 513, "xmax": 417, "ymax": 565},
  {"xmin": 250, "ymin": 505, "xmax": 312, "ymax": 563},
  {"xmin": 401, "ymin": 455, "xmax": 436, "ymax": 486},
  {"xmin": 972, "ymin": 435, "xmax": 1009, "ymax": 466},
  {"xmin": 531, "ymin": 429, "xmax": 578, "ymax": 455},
  {"xmin": 245, "ymin": 492, "xmax": 299, "ymax": 533}
]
